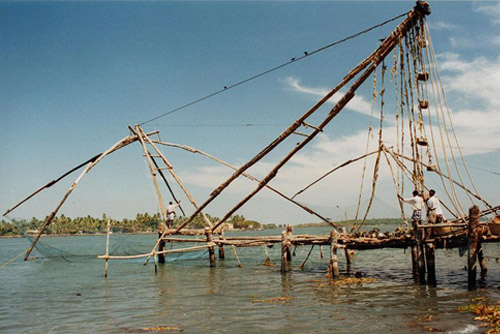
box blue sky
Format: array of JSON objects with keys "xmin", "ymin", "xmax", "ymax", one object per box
[{"xmin": 1, "ymin": 1, "xmax": 499, "ymax": 224}]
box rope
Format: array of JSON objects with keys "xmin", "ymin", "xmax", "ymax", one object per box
[
  {"xmin": 354, "ymin": 61, "xmax": 386, "ymax": 233},
  {"xmin": 354, "ymin": 70, "xmax": 377, "ymax": 220},
  {"xmin": 424, "ymin": 22, "xmax": 491, "ymax": 212},
  {"xmin": 138, "ymin": 12, "xmax": 409, "ymax": 126}
]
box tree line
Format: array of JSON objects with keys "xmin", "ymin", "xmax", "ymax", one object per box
[{"xmin": 0, "ymin": 213, "xmax": 280, "ymax": 237}]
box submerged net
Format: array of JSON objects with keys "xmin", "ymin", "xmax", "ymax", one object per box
[{"xmin": 2, "ymin": 215, "xmax": 208, "ymax": 263}]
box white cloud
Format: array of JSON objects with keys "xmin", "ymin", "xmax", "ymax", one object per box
[
  {"xmin": 439, "ymin": 53, "xmax": 500, "ymax": 109},
  {"xmin": 475, "ymin": 2, "xmax": 500, "ymax": 24},
  {"xmin": 430, "ymin": 21, "xmax": 459, "ymax": 30},
  {"xmin": 283, "ymin": 76, "xmax": 374, "ymax": 118}
]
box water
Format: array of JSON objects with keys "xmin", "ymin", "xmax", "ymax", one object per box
[{"xmin": 1, "ymin": 227, "xmax": 499, "ymax": 334}]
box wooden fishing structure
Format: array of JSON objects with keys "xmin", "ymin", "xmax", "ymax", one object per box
[{"xmin": 3, "ymin": 1, "xmax": 499, "ymax": 290}]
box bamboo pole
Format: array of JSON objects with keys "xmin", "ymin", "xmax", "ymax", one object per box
[
  {"xmin": 152, "ymin": 140, "xmax": 332, "ymax": 225},
  {"xmin": 136, "ymin": 126, "xmax": 212, "ymax": 228},
  {"xmin": 104, "ymin": 215, "xmax": 111, "ymax": 278},
  {"xmin": 136, "ymin": 127, "xmax": 167, "ymax": 220},
  {"xmin": 299, "ymin": 245, "xmax": 314, "ymax": 270},
  {"xmin": 24, "ymin": 133, "xmax": 147, "ymax": 260},
  {"xmin": 230, "ymin": 245, "xmax": 243, "ymax": 267},
  {"xmin": 292, "ymin": 149, "xmax": 381, "ymax": 199}
]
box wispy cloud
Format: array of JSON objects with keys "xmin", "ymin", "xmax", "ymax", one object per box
[
  {"xmin": 283, "ymin": 76, "xmax": 374, "ymax": 118},
  {"xmin": 430, "ymin": 21, "xmax": 459, "ymax": 30},
  {"xmin": 475, "ymin": 2, "xmax": 500, "ymax": 24}
]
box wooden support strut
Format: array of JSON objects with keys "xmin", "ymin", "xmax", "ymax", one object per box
[{"xmin": 171, "ymin": 3, "xmax": 430, "ymax": 233}]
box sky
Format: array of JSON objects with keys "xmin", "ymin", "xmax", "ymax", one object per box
[{"xmin": 1, "ymin": 1, "xmax": 499, "ymax": 225}]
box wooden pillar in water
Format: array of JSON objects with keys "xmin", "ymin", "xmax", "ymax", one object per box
[
  {"xmin": 286, "ymin": 225, "xmax": 293, "ymax": 262},
  {"xmin": 415, "ymin": 223, "xmax": 426, "ymax": 284},
  {"xmin": 411, "ymin": 221, "xmax": 418, "ymax": 275},
  {"xmin": 468, "ymin": 205, "xmax": 480, "ymax": 290},
  {"xmin": 342, "ymin": 227, "xmax": 352, "ymax": 272},
  {"xmin": 281, "ymin": 226, "xmax": 292, "ymax": 273},
  {"xmin": 327, "ymin": 229, "xmax": 339, "ymax": 279},
  {"xmin": 478, "ymin": 242, "xmax": 487, "ymax": 276},
  {"xmin": 157, "ymin": 222, "xmax": 166, "ymax": 264},
  {"xmin": 425, "ymin": 244, "xmax": 436, "ymax": 286},
  {"xmin": 205, "ymin": 227, "xmax": 216, "ymax": 268},
  {"xmin": 104, "ymin": 215, "xmax": 111, "ymax": 278},
  {"xmin": 218, "ymin": 229, "xmax": 225, "ymax": 260}
]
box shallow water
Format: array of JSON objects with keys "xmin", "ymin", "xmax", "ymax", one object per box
[{"xmin": 1, "ymin": 227, "xmax": 499, "ymax": 334}]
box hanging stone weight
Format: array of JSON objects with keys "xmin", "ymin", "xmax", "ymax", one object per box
[
  {"xmin": 417, "ymin": 35, "xmax": 427, "ymax": 48},
  {"xmin": 418, "ymin": 100, "xmax": 429, "ymax": 109},
  {"xmin": 417, "ymin": 72, "xmax": 429, "ymax": 81},
  {"xmin": 417, "ymin": 137, "xmax": 428, "ymax": 146}
]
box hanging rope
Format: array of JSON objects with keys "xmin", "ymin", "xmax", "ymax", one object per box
[{"xmin": 354, "ymin": 61, "xmax": 387, "ymax": 233}]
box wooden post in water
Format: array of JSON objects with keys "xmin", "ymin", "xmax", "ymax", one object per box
[
  {"xmin": 281, "ymin": 228, "xmax": 292, "ymax": 273},
  {"xmin": 218, "ymin": 229, "xmax": 225, "ymax": 260},
  {"xmin": 327, "ymin": 229, "xmax": 339, "ymax": 279},
  {"xmin": 411, "ymin": 221, "xmax": 418, "ymax": 275},
  {"xmin": 416, "ymin": 224, "xmax": 426, "ymax": 284},
  {"xmin": 478, "ymin": 242, "xmax": 487, "ymax": 276},
  {"xmin": 157, "ymin": 222, "xmax": 166, "ymax": 264},
  {"xmin": 104, "ymin": 215, "xmax": 111, "ymax": 278},
  {"xmin": 286, "ymin": 225, "xmax": 293, "ymax": 262},
  {"xmin": 205, "ymin": 227, "xmax": 216, "ymax": 267},
  {"xmin": 342, "ymin": 227, "xmax": 352, "ymax": 272},
  {"xmin": 468, "ymin": 205, "xmax": 480, "ymax": 290},
  {"xmin": 425, "ymin": 244, "xmax": 436, "ymax": 286}
]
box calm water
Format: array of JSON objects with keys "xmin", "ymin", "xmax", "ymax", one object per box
[{"xmin": 1, "ymin": 227, "xmax": 499, "ymax": 334}]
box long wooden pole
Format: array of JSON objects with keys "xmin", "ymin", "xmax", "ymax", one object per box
[
  {"xmin": 389, "ymin": 149, "xmax": 492, "ymax": 209},
  {"xmin": 24, "ymin": 133, "xmax": 147, "ymax": 260},
  {"xmin": 152, "ymin": 139, "xmax": 332, "ymax": 225},
  {"xmin": 136, "ymin": 126, "xmax": 212, "ymax": 228},
  {"xmin": 104, "ymin": 215, "xmax": 111, "ymax": 278},
  {"xmin": 292, "ymin": 149, "xmax": 381, "ymax": 199},
  {"xmin": 136, "ymin": 128, "xmax": 168, "ymax": 220}
]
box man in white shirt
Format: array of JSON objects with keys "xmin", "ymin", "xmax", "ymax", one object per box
[
  {"xmin": 166, "ymin": 201, "xmax": 180, "ymax": 228},
  {"xmin": 426, "ymin": 189, "xmax": 443, "ymax": 224},
  {"xmin": 398, "ymin": 190, "xmax": 424, "ymax": 224}
]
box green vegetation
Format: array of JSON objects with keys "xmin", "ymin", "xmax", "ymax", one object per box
[
  {"xmin": 0, "ymin": 213, "xmax": 273, "ymax": 237},
  {"xmin": 0, "ymin": 215, "xmax": 404, "ymax": 237}
]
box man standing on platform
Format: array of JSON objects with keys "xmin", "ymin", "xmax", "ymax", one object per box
[
  {"xmin": 398, "ymin": 190, "xmax": 424, "ymax": 225},
  {"xmin": 426, "ymin": 189, "xmax": 443, "ymax": 224},
  {"xmin": 166, "ymin": 201, "xmax": 180, "ymax": 229}
]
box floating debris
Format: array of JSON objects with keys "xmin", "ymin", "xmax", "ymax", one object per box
[
  {"xmin": 251, "ymin": 296, "xmax": 294, "ymax": 303},
  {"xmin": 458, "ymin": 298, "xmax": 500, "ymax": 333}
]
